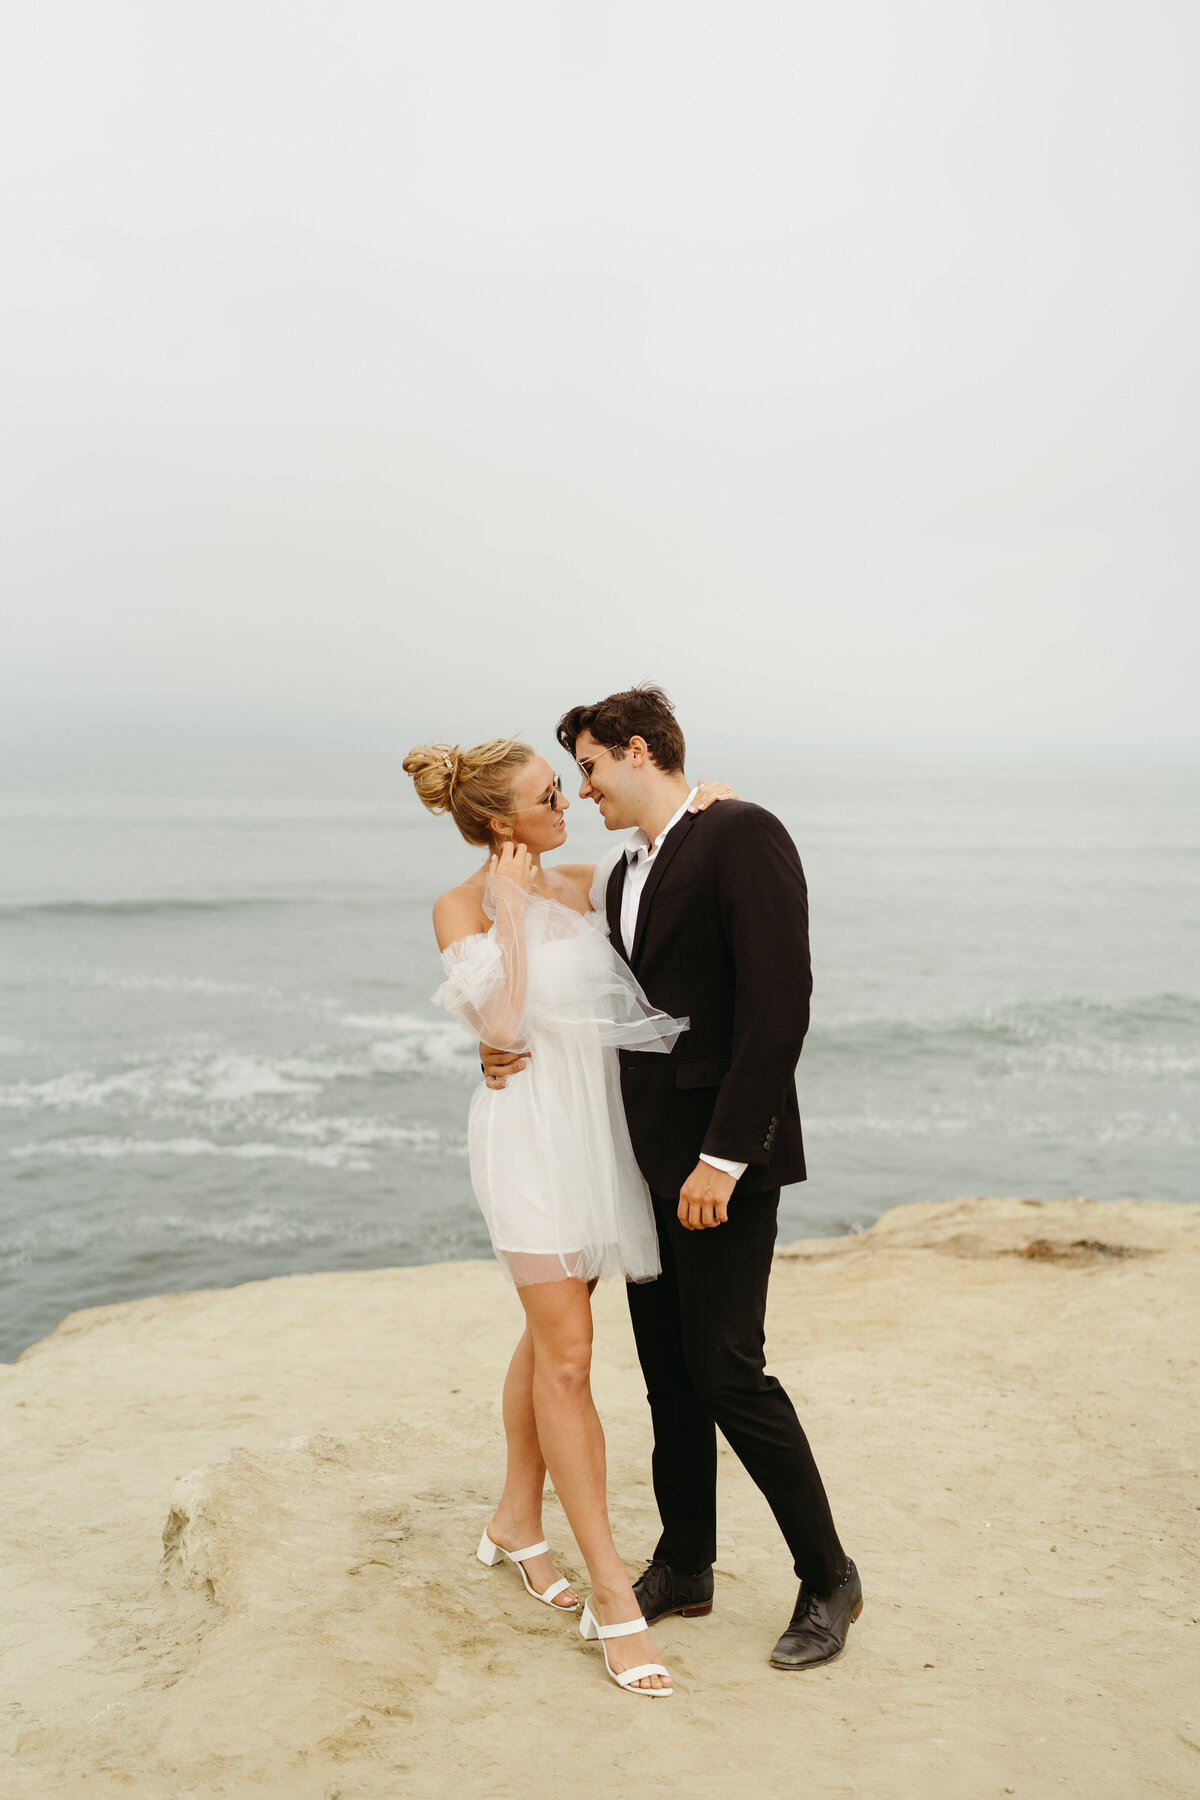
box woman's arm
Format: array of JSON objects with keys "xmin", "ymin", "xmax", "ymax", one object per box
[{"xmin": 432, "ymin": 845, "xmax": 535, "ymax": 1051}]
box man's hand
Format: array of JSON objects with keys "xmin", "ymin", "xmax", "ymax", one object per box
[
  {"xmin": 678, "ymin": 1161, "xmax": 737, "ymax": 1231},
  {"xmin": 480, "ymin": 1041, "xmax": 530, "ymax": 1090}
]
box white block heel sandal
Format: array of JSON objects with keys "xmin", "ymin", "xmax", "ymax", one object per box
[
  {"xmin": 579, "ymin": 1600, "xmax": 673, "ymax": 1696},
  {"xmin": 476, "ymin": 1529, "xmax": 579, "ymax": 1611}
]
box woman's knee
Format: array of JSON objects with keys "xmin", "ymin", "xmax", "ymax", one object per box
[
  {"xmin": 520, "ymin": 1281, "xmax": 594, "ymax": 1394},
  {"xmin": 534, "ymin": 1335, "xmax": 593, "ymax": 1397}
]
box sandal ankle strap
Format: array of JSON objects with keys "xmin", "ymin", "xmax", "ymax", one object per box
[{"xmin": 594, "ymin": 1613, "xmax": 650, "ymax": 1640}]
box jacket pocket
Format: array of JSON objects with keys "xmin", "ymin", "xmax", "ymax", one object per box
[
  {"xmin": 650, "ymin": 876, "xmax": 705, "ymax": 909},
  {"xmin": 675, "ymin": 1058, "xmax": 730, "ymax": 1090}
]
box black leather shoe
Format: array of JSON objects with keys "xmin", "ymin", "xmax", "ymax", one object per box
[
  {"xmin": 632, "ymin": 1559, "xmax": 714, "ymax": 1626},
  {"xmin": 770, "ymin": 1559, "xmax": 863, "ymax": 1670}
]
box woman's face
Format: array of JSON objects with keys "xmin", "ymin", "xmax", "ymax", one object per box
[{"xmin": 501, "ymin": 754, "xmax": 569, "ymax": 854}]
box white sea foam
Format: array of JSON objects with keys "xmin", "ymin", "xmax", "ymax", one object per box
[
  {"xmin": 806, "ymin": 1108, "xmax": 1198, "ymax": 1145},
  {"xmin": 338, "ymin": 1011, "xmax": 427, "ymax": 1030},
  {"xmin": 62, "ymin": 967, "xmax": 289, "ymax": 1000},
  {"xmin": 6, "ymin": 1108, "xmax": 460, "ymax": 1169},
  {"xmin": 0, "ymin": 1013, "xmax": 475, "ymax": 1123},
  {"xmin": 806, "ymin": 1113, "xmax": 975, "ymax": 1139},
  {"xmin": 145, "ymin": 1208, "xmax": 341, "ymax": 1246},
  {"xmin": 994, "ymin": 1040, "xmax": 1200, "ymax": 1079},
  {"xmin": 270, "ymin": 1116, "xmax": 449, "ymax": 1149},
  {"xmin": 1091, "ymin": 1110, "xmax": 1199, "ymax": 1146},
  {"xmin": 0, "ymin": 1207, "xmax": 344, "ymax": 1257},
  {"xmin": 336, "ymin": 1011, "xmax": 475, "ymax": 1077},
  {"xmin": 7, "ymin": 1135, "xmax": 374, "ymax": 1170},
  {"xmin": 0, "ymin": 1054, "xmax": 325, "ymax": 1114}
]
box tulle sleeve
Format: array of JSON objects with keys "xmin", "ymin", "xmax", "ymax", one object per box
[
  {"xmin": 432, "ymin": 872, "xmax": 531, "ymax": 1052},
  {"xmin": 431, "ymin": 935, "xmax": 521, "ymax": 1050}
]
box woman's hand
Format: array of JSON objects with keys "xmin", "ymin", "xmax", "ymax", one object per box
[
  {"xmin": 490, "ymin": 841, "xmax": 536, "ymax": 892},
  {"xmin": 688, "ymin": 781, "xmax": 741, "ymax": 812}
]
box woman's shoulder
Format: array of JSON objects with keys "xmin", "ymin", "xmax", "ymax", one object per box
[
  {"xmin": 544, "ymin": 861, "xmax": 611, "ymax": 918},
  {"xmin": 432, "ymin": 877, "xmax": 488, "ymax": 951},
  {"xmin": 546, "ymin": 861, "xmax": 596, "ymax": 897}
]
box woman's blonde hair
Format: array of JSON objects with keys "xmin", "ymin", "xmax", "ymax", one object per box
[{"xmin": 403, "ymin": 736, "xmax": 535, "ymax": 849}]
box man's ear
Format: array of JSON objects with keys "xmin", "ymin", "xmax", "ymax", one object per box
[{"xmin": 627, "ymin": 735, "xmax": 649, "ymax": 767}]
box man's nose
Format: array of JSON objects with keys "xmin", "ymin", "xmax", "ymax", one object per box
[{"xmin": 577, "ymin": 774, "xmax": 591, "ymax": 799}]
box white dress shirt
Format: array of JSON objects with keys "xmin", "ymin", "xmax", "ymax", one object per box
[{"xmin": 620, "ymin": 789, "xmax": 748, "ymax": 1183}]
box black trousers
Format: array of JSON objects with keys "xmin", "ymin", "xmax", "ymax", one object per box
[{"xmin": 626, "ymin": 1189, "xmax": 846, "ymax": 1592}]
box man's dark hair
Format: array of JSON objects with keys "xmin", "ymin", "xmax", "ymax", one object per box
[{"xmin": 556, "ymin": 683, "xmax": 686, "ymax": 774}]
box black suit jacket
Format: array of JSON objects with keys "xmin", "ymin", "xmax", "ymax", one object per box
[{"xmin": 607, "ymin": 799, "xmax": 812, "ymax": 1199}]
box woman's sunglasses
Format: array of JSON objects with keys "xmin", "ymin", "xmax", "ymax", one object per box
[{"xmin": 517, "ymin": 774, "xmax": 564, "ymax": 815}]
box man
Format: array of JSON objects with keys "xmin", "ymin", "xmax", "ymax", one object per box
[{"xmin": 483, "ymin": 684, "xmax": 861, "ymax": 1669}]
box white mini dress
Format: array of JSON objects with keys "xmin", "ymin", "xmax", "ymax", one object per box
[{"xmin": 433, "ymin": 862, "xmax": 685, "ymax": 1287}]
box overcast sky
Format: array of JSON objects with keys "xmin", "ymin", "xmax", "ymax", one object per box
[{"xmin": 2, "ymin": 1, "xmax": 1197, "ymax": 762}]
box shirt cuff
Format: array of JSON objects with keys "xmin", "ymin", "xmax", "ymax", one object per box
[{"xmin": 699, "ymin": 1152, "xmax": 748, "ymax": 1181}]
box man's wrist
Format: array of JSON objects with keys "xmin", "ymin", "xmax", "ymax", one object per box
[{"xmin": 699, "ymin": 1152, "xmax": 748, "ymax": 1181}]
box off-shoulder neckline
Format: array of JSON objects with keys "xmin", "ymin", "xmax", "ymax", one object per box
[{"xmin": 442, "ymin": 890, "xmax": 596, "ymax": 958}]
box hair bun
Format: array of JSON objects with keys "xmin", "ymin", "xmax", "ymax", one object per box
[
  {"xmin": 403, "ymin": 734, "xmax": 536, "ymax": 848},
  {"xmin": 402, "ymin": 743, "xmax": 461, "ymax": 814}
]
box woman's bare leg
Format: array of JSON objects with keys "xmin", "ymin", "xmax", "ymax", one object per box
[
  {"xmin": 518, "ymin": 1277, "xmax": 669, "ymax": 1690},
  {"xmin": 487, "ymin": 1326, "xmax": 578, "ymax": 1607}
]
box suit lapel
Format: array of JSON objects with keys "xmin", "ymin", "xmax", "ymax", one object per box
[
  {"xmin": 629, "ymin": 808, "xmax": 700, "ymax": 967},
  {"xmin": 606, "ymin": 853, "xmax": 630, "ymax": 965}
]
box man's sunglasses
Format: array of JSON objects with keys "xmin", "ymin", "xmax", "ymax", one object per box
[{"xmin": 575, "ymin": 745, "xmax": 622, "ymax": 782}]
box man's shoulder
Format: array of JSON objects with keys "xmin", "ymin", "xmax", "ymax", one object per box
[
  {"xmin": 687, "ymin": 801, "xmax": 803, "ymax": 882},
  {"xmin": 692, "ymin": 798, "xmax": 791, "ymax": 842}
]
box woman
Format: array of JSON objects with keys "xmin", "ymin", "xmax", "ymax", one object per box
[{"xmin": 403, "ymin": 734, "xmax": 734, "ymax": 1696}]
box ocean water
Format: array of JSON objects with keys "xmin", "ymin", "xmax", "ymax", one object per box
[{"xmin": 1, "ymin": 753, "xmax": 1196, "ymax": 1362}]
